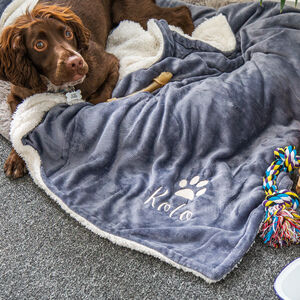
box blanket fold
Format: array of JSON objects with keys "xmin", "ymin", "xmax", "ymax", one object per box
[{"xmin": 9, "ymin": 1, "xmax": 300, "ymax": 282}]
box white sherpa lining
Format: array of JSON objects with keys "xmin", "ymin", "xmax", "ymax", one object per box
[
  {"xmin": 0, "ymin": 0, "xmax": 39, "ymax": 33},
  {"xmin": 106, "ymin": 20, "xmax": 165, "ymax": 80},
  {"xmin": 0, "ymin": 97, "xmax": 11, "ymax": 140},
  {"xmin": 177, "ymin": 14, "xmax": 236, "ymax": 52},
  {"xmin": 107, "ymin": 16, "xmax": 236, "ymax": 80}
]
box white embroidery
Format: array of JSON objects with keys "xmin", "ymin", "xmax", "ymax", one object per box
[
  {"xmin": 157, "ymin": 202, "xmax": 171, "ymax": 212},
  {"xmin": 144, "ymin": 187, "xmax": 169, "ymax": 208},
  {"xmin": 169, "ymin": 203, "xmax": 187, "ymax": 218},
  {"xmin": 175, "ymin": 176, "xmax": 209, "ymax": 200},
  {"xmin": 180, "ymin": 210, "xmax": 192, "ymax": 221},
  {"xmin": 144, "ymin": 176, "xmax": 209, "ymax": 222}
]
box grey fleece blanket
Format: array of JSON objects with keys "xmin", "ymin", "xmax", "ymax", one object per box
[{"xmin": 9, "ymin": 1, "xmax": 300, "ymax": 282}]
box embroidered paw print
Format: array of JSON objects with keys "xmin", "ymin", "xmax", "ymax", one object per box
[{"xmin": 175, "ymin": 176, "xmax": 209, "ymax": 201}]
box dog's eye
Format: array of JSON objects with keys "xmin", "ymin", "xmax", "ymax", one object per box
[
  {"xmin": 34, "ymin": 40, "xmax": 47, "ymax": 52},
  {"xmin": 65, "ymin": 29, "xmax": 73, "ymax": 39}
]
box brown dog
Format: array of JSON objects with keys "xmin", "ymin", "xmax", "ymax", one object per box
[{"xmin": 0, "ymin": 0, "xmax": 194, "ymax": 179}]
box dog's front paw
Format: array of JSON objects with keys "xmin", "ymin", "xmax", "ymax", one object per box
[{"xmin": 4, "ymin": 149, "xmax": 28, "ymax": 179}]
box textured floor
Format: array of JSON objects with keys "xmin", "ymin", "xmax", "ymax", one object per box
[
  {"xmin": 1, "ymin": 135, "xmax": 299, "ymax": 299},
  {"xmin": 1, "ymin": 0, "xmax": 300, "ymax": 299}
]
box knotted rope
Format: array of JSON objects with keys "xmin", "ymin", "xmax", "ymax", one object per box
[{"xmin": 261, "ymin": 146, "xmax": 300, "ymax": 248}]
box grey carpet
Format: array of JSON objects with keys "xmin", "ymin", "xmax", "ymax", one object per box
[{"xmin": 0, "ymin": 0, "xmax": 299, "ymax": 299}]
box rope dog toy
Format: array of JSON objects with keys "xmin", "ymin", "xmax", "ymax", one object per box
[{"xmin": 261, "ymin": 146, "xmax": 300, "ymax": 248}]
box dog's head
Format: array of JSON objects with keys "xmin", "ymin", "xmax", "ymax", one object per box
[{"xmin": 0, "ymin": 4, "xmax": 90, "ymax": 92}]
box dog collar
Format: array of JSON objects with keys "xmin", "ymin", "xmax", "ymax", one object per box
[{"xmin": 44, "ymin": 76, "xmax": 85, "ymax": 104}]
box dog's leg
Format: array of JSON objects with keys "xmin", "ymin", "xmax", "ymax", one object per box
[
  {"xmin": 4, "ymin": 148, "xmax": 28, "ymax": 178},
  {"xmin": 112, "ymin": 0, "xmax": 194, "ymax": 35},
  {"xmin": 4, "ymin": 90, "xmax": 28, "ymax": 179},
  {"xmin": 88, "ymin": 54, "xmax": 120, "ymax": 104},
  {"xmin": 78, "ymin": 41, "xmax": 120, "ymax": 104}
]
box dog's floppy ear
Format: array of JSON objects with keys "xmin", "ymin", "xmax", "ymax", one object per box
[{"xmin": 0, "ymin": 25, "xmax": 46, "ymax": 91}]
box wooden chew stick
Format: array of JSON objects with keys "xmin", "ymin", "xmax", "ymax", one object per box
[{"xmin": 107, "ymin": 72, "xmax": 173, "ymax": 102}]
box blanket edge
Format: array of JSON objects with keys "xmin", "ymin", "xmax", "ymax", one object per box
[{"xmin": 10, "ymin": 94, "xmax": 239, "ymax": 283}]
